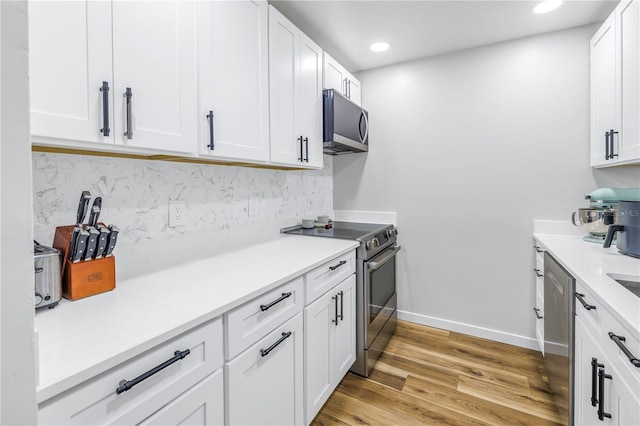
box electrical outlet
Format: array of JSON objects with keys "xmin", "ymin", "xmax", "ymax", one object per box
[
  {"xmin": 248, "ymin": 197, "xmax": 259, "ymax": 217},
  {"xmin": 168, "ymin": 200, "xmax": 186, "ymax": 227}
]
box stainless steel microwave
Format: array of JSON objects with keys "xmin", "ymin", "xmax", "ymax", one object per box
[{"xmin": 323, "ymin": 89, "xmax": 369, "ymax": 155}]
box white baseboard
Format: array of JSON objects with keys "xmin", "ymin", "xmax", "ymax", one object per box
[{"xmin": 397, "ymin": 310, "xmax": 541, "ymax": 352}]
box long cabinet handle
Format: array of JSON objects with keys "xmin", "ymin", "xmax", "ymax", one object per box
[
  {"xmin": 260, "ymin": 331, "xmax": 292, "ymax": 357},
  {"xmin": 609, "ymin": 332, "xmax": 640, "ymax": 367},
  {"xmin": 298, "ymin": 136, "xmax": 304, "ymax": 162},
  {"xmin": 533, "ymin": 307, "xmax": 543, "ymax": 320},
  {"xmin": 605, "ymin": 131, "xmax": 610, "ymax": 160},
  {"xmin": 123, "ymin": 87, "xmax": 133, "ymax": 139},
  {"xmin": 609, "ymin": 129, "xmax": 619, "ymax": 159},
  {"xmin": 591, "ymin": 357, "xmax": 604, "ymax": 406},
  {"xmin": 575, "ymin": 293, "xmax": 596, "ymax": 310},
  {"xmin": 597, "ymin": 368, "xmax": 612, "ymax": 420},
  {"xmin": 342, "ymin": 78, "xmax": 348, "ymax": 97},
  {"xmin": 206, "ymin": 111, "xmax": 215, "ymax": 150},
  {"xmin": 115, "ymin": 349, "xmax": 190, "ymax": 395},
  {"xmin": 533, "ymin": 268, "xmax": 543, "ymax": 278},
  {"xmin": 304, "ymin": 137, "xmax": 309, "ymax": 162},
  {"xmin": 329, "ymin": 260, "xmax": 347, "ymax": 271},
  {"xmin": 338, "ymin": 290, "xmax": 344, "ymax": 321},
  {"xmin": 260, "ymin": 292, "xmax": 292, "ymax": 312},
  {"xmin": 100, "ymin": 81, "xmax": 110, "ymax": 136},
  {"xmin": 332, "ymin": 294, "xmax": 339, "ymax": 325}
]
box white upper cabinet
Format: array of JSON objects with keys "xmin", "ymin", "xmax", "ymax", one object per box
[
  {"xmin": 197, "ymin": 0, "xmax": 270, "ymax": 162},
  {"xmin": 30, "ymin": 1, "xmax": 198, "ymax": 155},
  {"xmin": 29, "ymin": 1, "xmax": 113, "ymax": 145},
  {"xmin": 323, "ymin": 53, "xmax": 361, "ymax": 106},
  {"xmin": 268, "ymin": 6, "xmax": 323, "ymax": 169},
  {"xmin": 112, "ymin": 1, "xmax": 197, "ymax": 154},
  {"xmin": 591, "ymin": 0, "xmax": 640, "ymax": 167}
]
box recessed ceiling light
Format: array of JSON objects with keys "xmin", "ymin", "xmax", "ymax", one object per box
[
  {"xmin": 532, "ymin": 0, "xmax": 563, "ymax": 14},
  {"xmin": 370, "ymin": 42, "xmax": 390, "ymax": 52}
]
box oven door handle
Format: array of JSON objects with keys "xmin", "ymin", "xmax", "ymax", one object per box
[{"xmin": 368, "ymin": 246, "xmax": 402, "ymax": 270}]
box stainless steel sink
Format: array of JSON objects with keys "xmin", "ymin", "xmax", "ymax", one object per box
[{"xmin": 607, "ymin": 274, "xmax": 640, "ymax": 298}]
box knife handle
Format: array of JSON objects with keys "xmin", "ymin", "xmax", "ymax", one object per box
[{"xmin": 76, "ymin": 191, "xmax": 91, "ymax": 225}]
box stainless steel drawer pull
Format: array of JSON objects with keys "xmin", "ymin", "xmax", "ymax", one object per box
[
  {"xmin": 533, "ymin": 268, "xmax": 543, "ymax": 278},
  {"xmin": 260, "ymin": 331, "xmax": 292, "ymax": 357},
  {"xmin": 115, "ymin": 349, "xmax": 190, "ymax": 395},
  {"xmin": 533, "ymin": 307, "xmax": 543, "ymax": 319},
  {"xmin": 597, "ymin": 368, "xmax": 612, "ymax": 420},
  {"xmin": 575, "ymin": 293, "xmax": 596, "ymax": 310},
  {"xmin": 259, "ymin": 292, "xmax": 292, "ymax": 312},
  {"xmin": 329, "ymin": 260, "xmax": 347, "ymax": 271},
  {"xmin": 591, "ymin": 357, "xmax": 604, "ymax": 406},
  {"xmin": 609, "ymin": 332, "xmax": 640, "ymax": 367},
  {"xmin": 123, "ymin": 87, "xmax": 133, "ymax": 139},
  {"xmin": 100, "ymin": 81, "xmax": 110, "ymax": 136}
]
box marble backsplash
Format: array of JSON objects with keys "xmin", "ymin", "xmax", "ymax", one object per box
[{"xmin": 32, "ymin": 152, "xmax": 333, "ymax": 252}]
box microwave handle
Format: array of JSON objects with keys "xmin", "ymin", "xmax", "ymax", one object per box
[{"xmin": 358, "ymin": 110, "xmax": 369, "ymax": 143}]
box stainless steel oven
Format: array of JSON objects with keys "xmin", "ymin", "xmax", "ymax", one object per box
[{"xmin": 281, "ymin": 221, "xmax": 399, "ymax": 377}]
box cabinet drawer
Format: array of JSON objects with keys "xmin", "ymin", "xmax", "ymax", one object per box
[
  {"xmin": 226, "ymin": 312, "xmax": 304, "ymax": 426},
  {"xmin": 305, "ymin": 251, "xmax": 355, "ymax": 305},
  {"xmin": 225, "ymin": 277, "xmax": 303, "ymax": 360},
  {"xmin": 575, "ymin": 281, "xmax": 604, "ymax": 336},
  {"xmin": 38, "ymin": 318, "xmax": 223, "ymax": 425}
]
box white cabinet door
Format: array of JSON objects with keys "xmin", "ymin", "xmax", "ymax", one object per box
[
  {"xmin": 323, "ymin": 53, "xmax": 361, "ymax": 106},
  {"xmin": 29, "ymin": 0, "xmax": 113, "ymax": 145},
  {"xmin": 304, "ymin": 290, "xmax": 334, "ymax": 423},
  {"xmin": 268, "ymin": 6, "xmax": 323, "ymax": 169},
  {"xmin": 141, "ymin": 370, "xmax": 224, "ymax": 426},
  {"xmin": 112, "ymin": 1, "xmax": 197, "ymax": 154},
  {"xmin": 591, "ymin": 12, "xmax": 617, "ymax": 167},
  {"xmin": 575, "ymin": 314, "xmax": 607, "ymax": 425},
  {"xmin": 304, "ymin": 275, "xmax": 356, "ymax": 424},
  {"xmin": 197, "ymin": 0, "xmax": 269, "ymax": 163},
  {"xmin": 618, "ymin": 0, "xmax": 640, "ymax": 163},
  {"xmin": 332, "ymin": 275, "xmax": 356, "ymax": 382},
  {"xmin": 226, "ymin": 313, "xmax": 304, "ymax": 426},
  {"xmin": 297, "ymin": 33, "xmax": 323, "ymax": 168}
]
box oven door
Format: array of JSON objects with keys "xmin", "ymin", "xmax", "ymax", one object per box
[{"xmin": 364, "ymin": 245, "xmax": 401, "ymax": 348}]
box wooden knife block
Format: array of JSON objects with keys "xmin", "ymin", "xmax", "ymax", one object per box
[{"xmin": 53, "ymin": 225, "xmax": 116, "ymax": 300}]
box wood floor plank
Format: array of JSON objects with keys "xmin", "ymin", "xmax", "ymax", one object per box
[
  {"xmin": 403, "ymin": 374, "xmax": 562, "ymax": 426},
  {"xmin": 313, "ymin": 321, "xmax": 562, "ymax": 426}
]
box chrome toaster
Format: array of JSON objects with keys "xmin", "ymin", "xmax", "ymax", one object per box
[{"xmin": 34, "ymin": 241, "xmax": 61, "ymax": 309}]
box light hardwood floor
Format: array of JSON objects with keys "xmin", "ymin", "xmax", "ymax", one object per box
[{"xmin": 312, "ymin": 320, "xmax": 562, "ymax": 426}]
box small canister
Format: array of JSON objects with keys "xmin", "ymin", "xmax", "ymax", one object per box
[{"xmin": 34, "ymin": 241, "xmax": 62, "ymax": 309}]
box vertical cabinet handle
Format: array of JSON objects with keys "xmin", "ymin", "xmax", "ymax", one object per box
[
  {"xmin": 298, "ymin": 136, "xmax": 304, "ymax": 162},
  {"xmin": 332, "ymin": 294, "xmax": 339, "ymax": 325},
  {"xmin": 605, "ymin": 131, "xmax": 610, "ymax": 160},
  {"xmin": 304, "ymin": 137, "xmax": 309, "ymax": 162},
  {"xmin": 342, "ymin": 78, "xmax": 348, "ymax": 97},
  {"xmin": 100, "ymin": 81, "xmax": 110, "ymax": 136},
  {"xmin": 609, "ymin": 129, "xmax": 618, "ymax": 159},
  {"xmin": 123, "ymin": 88, "xmax": 133, "ymax": 139},
  {"xmin": 206, "ymin": 111, "xmax": 215, "ymax": 150},
  {"xmin": 597, "ymin": 368, "xmax": 612, "ymax": 421},
  {"xmin": 338, "ymin": 290, "xmax": 344, "ymax": 321},
  {"xmin": 591, "ymin": 358, "xmax": 604, "ymax": 406}
]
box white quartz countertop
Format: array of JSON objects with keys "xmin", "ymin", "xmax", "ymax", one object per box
[
  {"xmin": 35, "ymin": 235, "xmax": 359, "ymax": 403},
  {"xmin": 533, "ymin": 233, "xmax": 640, "ymax": 340}
]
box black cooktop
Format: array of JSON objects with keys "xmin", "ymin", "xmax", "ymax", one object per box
[{"xmin": 283, "ymin": 221, "xmax": 389, "ymax": 241}]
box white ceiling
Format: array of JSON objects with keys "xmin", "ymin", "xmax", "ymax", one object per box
[{"xmin": 270, "ymin": 0, "xmax": 618, "ymax": 72}]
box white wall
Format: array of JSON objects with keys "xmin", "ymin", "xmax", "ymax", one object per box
[
  {"xmin": 0, "ymin": 1, "xmax": 37, "ymax": 422},
  {"xmin": 32, "ymin": 153, "xmax": 333, "ymax": 276},
  {"xmin": 334, "ymin": 25, "xmax": 640, "ymax": 348}
]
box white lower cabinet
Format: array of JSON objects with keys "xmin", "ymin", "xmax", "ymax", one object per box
[
  {"xmin": 37, "ymin": 318, "xmax": 224, "ymax": 425},
  {"xmin": 141, "ymin": 370, "xmax": 224, "ymax": 426},
  {"xmin": 304, "ymin": 275, "xmax": 356, "ymax": 424},
  {"xmin": 225, "ymin": 313, "xmax": 304, "ymax": 426},
  {"xmin": 574, "ymin": 282, "xmax": 640, "ymax": 425}
]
